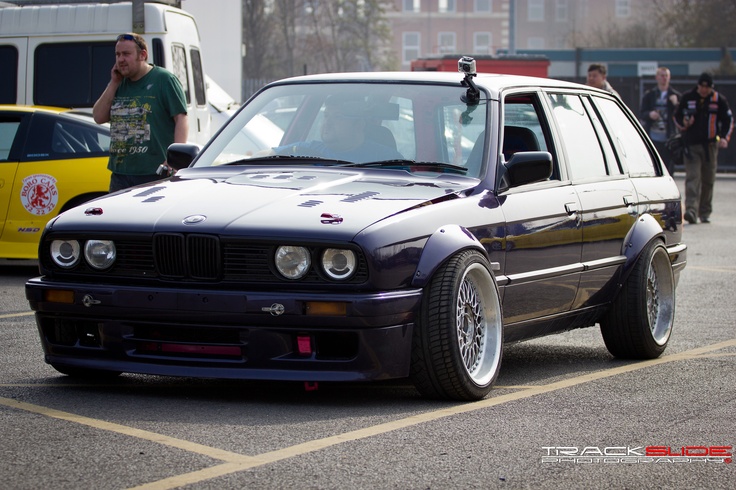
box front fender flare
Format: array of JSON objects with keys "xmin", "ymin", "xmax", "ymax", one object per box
[{"xmin": 411, "ymin": 225, "xmax": 488, "ymax": 288}]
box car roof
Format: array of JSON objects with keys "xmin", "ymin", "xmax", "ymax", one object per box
[
  {"xmin": 265, "ymin": 71, "xmax": 600, "ymax": 99},
  {"xmin": 0, "ymin": 104, "xmax": 104, "ymax": 127}
]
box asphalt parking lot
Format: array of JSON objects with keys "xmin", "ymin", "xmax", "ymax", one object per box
[{"xmin": 0, "ymin": 174, "xmax": 734, "ymax": 489}]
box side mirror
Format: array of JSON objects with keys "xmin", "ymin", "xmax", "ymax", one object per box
[
  {"xmin": 166, "ymin": 143, "xmax": 201, "ymax": 170},
  {"xmin": 498, "ymin": 151, "xmax": 553, "ymax": 191}
]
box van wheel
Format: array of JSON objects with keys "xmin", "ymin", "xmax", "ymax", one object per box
[
  {"xmin": 410, "ymin": 250, "xmax": 503, "ymax": 401},
  {"xmin": 600, "ymin": 241, "xmax": 675, "ymax": 359}
]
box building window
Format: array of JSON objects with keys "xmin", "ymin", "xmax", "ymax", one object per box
[
  {"xmin": 403, "ymin": 0, "xmax": 420, "ymax": 12},
  {"xmin": 438, "ymin": 32, "xmax": 456, "ymax": 54},
  {"xmin": 403, "ymin": 32, "xmax": 421, "ymax": 64},
  {"xmin": 475, "ymin": 0, "xmax": 491, "ymax": 13},
  {"xmin": 615, "ymin": 0, "xmax": 630, "ymax": 17},
  {"xmin": 439, "ymin": 0, "xmax": 455, "ymax": 13},
  {"xmin": 474, "ymin": 32, "xmax": 492, "ymax": 54},
  {"xmin": 527, "ymin": 37, "xmax": 545, "ymax": 49},
  {"xmin": 555, "ymin": 0, "xmax": 568, "ymax": 21},
  {"xmin": 528, "ymin": 0, "xmax": 544, "ymax": 21}
]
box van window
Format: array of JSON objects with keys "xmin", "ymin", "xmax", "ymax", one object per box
[
  {"xmin": 191, "ymin": 48, "xmax": 206, "ymax": 106},
  {"xmin": 171, "ymin": 44, "xmax": 191, "ymax": 104},
  {"xmin": 34, "ymin": 42, "xmax": 114, "ymax": 107},
  {"xmin": 0, "ymin": 46, "xmax": 19, "ymax": 103}
]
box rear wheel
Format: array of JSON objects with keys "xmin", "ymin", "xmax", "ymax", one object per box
[
  {"xmin": 600, "ymin": 240, "xmax": 675, "ymax": 359},
  {"xmin": 410, "ymin": 250, "xmax": 503, "ymax": 401}
]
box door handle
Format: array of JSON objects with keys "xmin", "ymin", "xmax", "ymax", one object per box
[{"xmin": 565, "ymin": 202, "xmax": 579, "ymax": 215}]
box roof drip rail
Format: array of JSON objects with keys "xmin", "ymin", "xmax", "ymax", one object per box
[{"xmin": 0, "ymin": 0, "xmax": 182, "ymax": 7}]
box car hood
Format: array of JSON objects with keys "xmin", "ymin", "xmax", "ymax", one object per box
[{"xmin": 52, "ymin": 167, "xmax": 477, "ymax": 239}]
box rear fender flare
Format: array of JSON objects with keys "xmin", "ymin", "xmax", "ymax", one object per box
[
  {"xmin": 411, "ymin": 225, "xmax": 488, "ymax": 288},
  {"xmin": 621, "ymin": 213, "xmax": 665, "ymax": 279}
]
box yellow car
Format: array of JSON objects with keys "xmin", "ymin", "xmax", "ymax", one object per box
[{"xmin": 0, "ymin": 105, "xmax": 110, "ymax": 259}]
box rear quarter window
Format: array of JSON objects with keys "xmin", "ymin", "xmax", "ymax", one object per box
[{"xmin": 593, "ymin": 96, "xmax": 658, "ymax": 177}]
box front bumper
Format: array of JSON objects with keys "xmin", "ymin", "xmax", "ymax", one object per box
[{"xmin": 26, "ymin": 278, "xmax": 422, "ymax": 382}]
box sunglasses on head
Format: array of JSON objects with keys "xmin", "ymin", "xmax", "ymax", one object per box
[{"xmin": 117, "ymin": 34, "xmax": 145, "ymax": 51}]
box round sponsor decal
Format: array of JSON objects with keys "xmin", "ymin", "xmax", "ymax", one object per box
[{"xmin": 20, "ymin": 174, "xmax": 59, "ymax": 216}]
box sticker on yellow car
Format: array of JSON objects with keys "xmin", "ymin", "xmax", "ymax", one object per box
[{"xmin": 21, "ymin": 174, "xmax": 58, "ymax": 216}]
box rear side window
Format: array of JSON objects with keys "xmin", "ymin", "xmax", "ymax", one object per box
[
  {"xmin": 25, "ymin": 113, "xmax": 109, "ymax": 160},
  {"xmin": 593, "ymin": 96, "xmax": 657, "ymax": 177},
  {"xmin": 34, "ymin": 42, "xmax": 114, "ymax": 107},
  {"xmin": 548, "ymin": 93, "xmax": 607, "ymax": 181},
  {"xmin": 0, "ymin": 45, "xmax": 18, "ymax": 104}
]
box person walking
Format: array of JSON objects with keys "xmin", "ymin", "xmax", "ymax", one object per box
[
  {"xmin": 674, "ymin": 72, "xmax": 733, "ymax": 224},
  {"xmin": 640, "ymin": 67, "xmax": 681, "ymax": 175},
  {"xmin": 93, "ymin": 32, "xmax": 188, "ymax": 192},
  {"xmin": 586, "ymin": 63, "xmax": 620, "ymax": 98}
]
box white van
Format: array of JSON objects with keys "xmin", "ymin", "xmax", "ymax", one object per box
[{"xmin": 0, "ymin": 0, "xmax": 211, "ymax": 144}]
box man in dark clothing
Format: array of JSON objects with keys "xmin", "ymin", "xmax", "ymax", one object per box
[
  {"xmin": 640, "ymin": 67, "xmax": 681, "ymax": 175},
  {"xmin": 674, "ymin": 72, "xmax": 733, "ymax": 224}
]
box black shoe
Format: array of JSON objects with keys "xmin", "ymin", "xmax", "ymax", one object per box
[
  {"xmin": 700, "ymin": 216, "xmax": 710, "ymax": 224},
  {"xmin": 684, "ymin": 210, "xmax": 697, "ymax": 224}
]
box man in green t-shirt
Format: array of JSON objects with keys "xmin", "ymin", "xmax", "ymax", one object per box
[{"xmin": 93, "ymin": 32, "xmax": 188, "ymax": 192}]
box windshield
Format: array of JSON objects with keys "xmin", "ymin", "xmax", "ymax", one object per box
[{"xmin": 194, "ymin": 82, "xmax": 489, "ymax": 178}]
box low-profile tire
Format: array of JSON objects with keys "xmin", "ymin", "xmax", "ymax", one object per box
[
  {"xmin": 410, "ymin": 250, "xmax": 503, "ymax": 401},
  {"xmin": 51, "ymin": 363, "xmax": 122, "ymax": 379},
  {"xmin": 600, "ymin": 240, "xmax": 675, "ymax": 359}
]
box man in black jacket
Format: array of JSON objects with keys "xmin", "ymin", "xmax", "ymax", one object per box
[
  {"xmin": 674, "ymin": 72, "xmax": 734, "ymax": 224},
  {"xmin": 640, "ymin": 67, "xmax": 681, "ymax": 175}
]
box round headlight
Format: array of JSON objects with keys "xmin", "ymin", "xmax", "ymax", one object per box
[
  {"xmin": 275, "ymin": 246, "xmax": 311, "ymax": 279},
  {"xmin": 50, "ymin": 240, "xmax": 81, "ymax": 268},
  {"xmin": 84, "ymin": 240, "xmax": 116, "ymax": 270},
  {"xmin": 321, "ymin": 248, "xmax": 357, "ymax": 280}
]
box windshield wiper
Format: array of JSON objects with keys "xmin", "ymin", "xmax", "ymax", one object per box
[{"xmin": 337, "ymin": 160, "xmax": 469, "ymax": 175}]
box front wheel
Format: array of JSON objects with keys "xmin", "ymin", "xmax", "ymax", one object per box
[
  {"xmin": 410, "ymin": 250, "xmax": 503, "ymax": 401},
  {"xmin": 600, "ymin": 240, "xmax": 675, "ymax": 359}
]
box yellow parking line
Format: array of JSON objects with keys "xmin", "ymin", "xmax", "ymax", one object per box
[
  {"xmin": 0, "ymin": 311, "xmax": 35, "ymax": 319},
  {"xmin": 1, "ymin": 338, "xmax": 734, "ymax": 490}
]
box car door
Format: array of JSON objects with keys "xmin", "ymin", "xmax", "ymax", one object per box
[
  {"xmin": 0, "ymin": 111, "xmax": 27, "ymax": 245},
  {"xmin": 545, "ymin": 92, "xmax": 637, "ymax": 309},
  {"xmin": 497, "ymin": 92, "xmax": 583, "ymax": 336}
]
